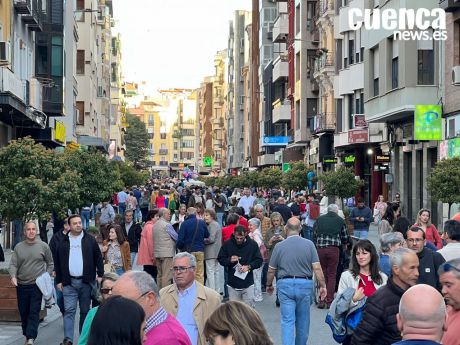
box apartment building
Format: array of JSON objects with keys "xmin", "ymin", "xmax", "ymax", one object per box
[
  {"xmin": 109, "ymin": 32, "xmax": 124, "ymax": 160},
  {"xmin": 212, "ymin": 50, "xmax": 227, "ymax": 171},
  {"xmin": 197, "ymin": 77, "xmax": 213, "ymax": 171},
  {"xmin": 363, "ymin": 0, "xmax": 441, "ymax": 222},
  {"xmin": 227, "ymin": 10, "xmax": 251, "ymax": 171}
]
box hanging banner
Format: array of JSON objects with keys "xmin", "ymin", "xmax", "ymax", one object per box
[{"xmin": 414, "ymin": 105, "xmax": 442, "ymax": 140}]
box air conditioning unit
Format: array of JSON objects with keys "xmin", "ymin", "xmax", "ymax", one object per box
[
  {"xmin": 0, "ymin": 41, "xmax": 11, "ymax": 63},
  {"xmin": 452, "ymin": 66, "xmax": 460, "ymax": 85}
]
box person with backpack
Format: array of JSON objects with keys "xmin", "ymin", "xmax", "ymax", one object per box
[{"xmin": 302, "ymin": 194, "xmax": 320, "ymax": 241}]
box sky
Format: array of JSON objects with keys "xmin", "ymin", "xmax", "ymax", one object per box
[{"xmin": 112, "ymin": 0, "xmax": 252, "ymax": 93}]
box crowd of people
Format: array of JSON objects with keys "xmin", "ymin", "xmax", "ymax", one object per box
[{"xmin": 5, "ymin": 176, "xmax": 460, "ymax": 345}]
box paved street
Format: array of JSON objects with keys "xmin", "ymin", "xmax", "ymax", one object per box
[{"xmin": 1, "ymin": 225, "xmax": 379, "ymax": 345}]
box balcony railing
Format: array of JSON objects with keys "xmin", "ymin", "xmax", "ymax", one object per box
[
  {"xmin": 17, "ymin": 0, "xmax": 43, "ymax": 32},
  {"xmin": 440, "ymin": 0, "xmax": 460, "ymax": 12},
  {"xmin": 273, "ymin": 13, "xmax": 288, "ymax": 43},
  {"xmin": 314, "ymin": 52, "xmax": 335, "ymax": 75},
  {"xmin": 320, "ymin": 0, "xmax": 334, "ymax": 15},
  {"xmin": 159, "ymin": 161, "xmax": 169, "ymax": 166},
  {"xmin": 159, "ymin": 149, "xmax": 168, "ymax": 155},
  {"xmin": 314, "ymin": 113, "xmax": 336, "ymax": 133}
]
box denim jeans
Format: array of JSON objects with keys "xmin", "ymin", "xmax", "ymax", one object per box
[
  {"xmin": 277, "ymin": 278, "xmax": 313, "ymax": 345},
  {"xmin": 118, "ymin": 202, "xmax": 126, "ymax": 215},
  {"xmin": 216, "ymin": 212, "xmax": 224, "ymax": 226},
  {"xmin": 80, "ymin": 210, "xmax": 91, "ymax": 230},
  {"xmin": 55, "ymin": 284, "xmax": 65, "ymax": 314},
  {"xmin": 261, "ymin": 262, "xmax": 268, "ymax": 289},
  {"xmin": 130, "ymin": 252, "xmax": 137, "ymax": 267},
  {"xmin": 354, "ymin": 229, "xmax": 369, "ymax": 239},
  {"xmin": 17, "ymin": 284, "xmax": 42, "ymax": 339},
  {"xmin": 302, "ymin": 225, "xmax": 313, "ymax": 241},
  {"xmin": 63, "ymin": 278, "xmax": 92, "ymax": 342}
]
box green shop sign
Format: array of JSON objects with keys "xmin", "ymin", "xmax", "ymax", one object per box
[
  {"xmin": 414, "ymin": 105, "xmax": 442, "ymax": 140},
  {"xmin": 203, "ymin": 156, "xmax": 213, "ymax": 167},
  {"xmin": 344, "ymin": 154, "xmax": 356, "ymax": 164}
]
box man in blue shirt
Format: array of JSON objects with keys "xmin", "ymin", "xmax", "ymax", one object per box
[{"xmin": 350, "ymin": 197, "xmax": 372, "ymax": 239}]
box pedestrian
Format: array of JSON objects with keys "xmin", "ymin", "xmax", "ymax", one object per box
[
  {"xmin": 273, "ymin": 197, "xmax": 293, "ymax": 224},
  {"xmin": 379, "ymin": 232, "xmax": 406, "ymax": 276},
  {"xmin": 393, "ymin": 284, "xmax": 447, "ymax": 345},
  {"xmin": 350, "ymin": 248, "xmax": 420, "ymax": 345},
  {"xmin": 378, "ymin": 203, "xmax": 400, "ymax": 235},
  {"xmin": 153, "ymin": 208, "xmax": 177, "ymax": 289},
  {"xmin": 438, "ymin": 220, "xmax": 460, "ymax": 261},
  {"xmin": 101, "ymin": 224, "xmax": 131, "ymax": 275},
  {"xmin": 254, "ymin": 204, "xmax": 271, "ymax": 291},
  {"xmin": 373, "ymin": 195, "xmax": 387, "ymax": 224},
  {"xmin": 8, "ymin": 222, "xmax": 54, "ymax": 345},
  {"xmin": 121, "ymin": 209, "xmax": 142, "ymax": 266},
  {"xmin": 314, "ymin": 204, "xmax": 351, "ymax": 308},
  {"xmin": 336, "ymin": 240, "xmax": 388, "ymax": 344},
  {"xmin": 393, "ymin": 216, "xmax": 412, "ymax": 238},
  {"xmin": 55, "ymin": 214, "xmax": 104, "ymax": 345},
  {"xmin": 405, "ymin": 226, "xmax": 445, "ymax": 290},
  {"xmin": 78, "ymin": 272, "xmax": 119, "ymax": 345},
  {"xmin": 222, "ymin": 213, "xmax": 239, "ymax": 242},
  {"xmin": 99, "ymin": 200, "xmax": 115, "ymax": 226},
  {"xmin": 302, "ymin": 193, "xmax": 320, "ymax": 240},
  {"xmin": 137, "ymin": 209, "xmax": 159, "ymax": 280},
  {"xmin": 177, "ymin": 207, "xmax": 210, "ymax": 285},
  {"xmin": 438, "ymin": 259, "xmax": 460, "ymax": 345},
  {"xmin": 80, "ymin": 204, "xmax": 93, "ymax": 231},
  {"xmin": 160, "ymin": 252, "xmax": 221, "ymax": 345},
  {"xmin": 266, "ymin": 217, "xmax": 327, "ymax": 345},
  {"xmin": 156, "ymin": 190, "xmax": 166, "ymax": 208},
  {"xmin": 87, "ymin": 295, "xmax": 146, "ymax": 345},
  {"xmin": 414, "ymin": 208, "xmax": 443, "ymax": 249},
  {"xmin": 112, "ymin": 271, "xmax": 191, "ymax": 345},
  {"xmin": 203, "ymin": 208, "xmax": 223, "ymax": 293},
  {"xmin": 218, "ymin": 225, "xmax": 263, "ymax": 307},
  {"xmin": 204, "ymin": 301, "xmax": 274, "ymax": 345},
  {"xmin": 126, "ymin": 191, "xmax": 138, "ymax": 212},
  {"xmin": 139, "ymin": 190, "xmax": 151, "ymax": 222},
  {"xmin": 195, "ymin": 202, "xmax": 205, "ymax": 219},
  {"xmin": 265, "ymin": 212, "xmax": 285, "ymax": 307},
  {"xmin": 248, "ymin": 217, "xmax": 266, "ymax": 303},
  {"xmin": 253, "ymin": 190, "xmax": 269, "ymax": 215},
  {"xmin": 117, "ymin": 188, "xmax": 128, "ymax": 215},
  {"xmin": 205, "ymin": 192, "xmax": 214, "ymax": 209},
  {"xmin": 350, "ymin": 197, "xmax": 372, "ymax": 239},
  {"xmin": 49, "ymin": 216, "xmax": 70, "ymax": 314},
  {"xmin": 212, "ymin": 189, "xmax": 226, "ymax": 226},
  {"xmin": 237, "ymin": 188, "xmax": 256, "ymax": 218}
]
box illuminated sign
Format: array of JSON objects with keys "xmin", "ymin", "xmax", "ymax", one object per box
[
  {"xmin": 203, "ymin": 156, "xmax": 213, "ymax": 167},
  {"xmin": 54, "ymin": 121, "xmax": 66, "ymax": 143},
  {"xmin": 344, "ymin": 154, "xmax": 356, "ymax": 164},
  {"xmin": 323, "ymin": 156, "xmax": 338, "ymax": 164},
  {"xmin": 414, "ymin": 105, "xmax": 442, "ymax": 140},
  {"xmin": 375, "ymin": 155, "xmax": 390, "ymax": 163}
]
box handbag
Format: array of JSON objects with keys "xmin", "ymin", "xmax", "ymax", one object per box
[
  {"xmin": 184, "ymin": 220, "xmax": 199, "ymax": 253},
  {"xmin": 259, "ymin": 243, "xmax": 269, "ymax": 262}
]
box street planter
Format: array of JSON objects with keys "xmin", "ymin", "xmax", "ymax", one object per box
[{"xmin": 0, "ymin": 272, "xmax": 46, "ymax": 322}]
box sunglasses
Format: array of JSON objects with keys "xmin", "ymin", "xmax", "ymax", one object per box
[
  {"xmin": 443, "ymin": 263, "xmax": 460, "ymax": 273},
  {"xmin": 100, "ymin": 288, "xmax": 112, "ymax": 294}
]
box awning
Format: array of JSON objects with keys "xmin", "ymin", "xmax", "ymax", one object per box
[
  {"xmin": 0, "ymin": 93, "xmax": 47, "ymax": 129},
  {"xmin": 77, "ymin": 135, "xmax": 109, "ymax": 153}
]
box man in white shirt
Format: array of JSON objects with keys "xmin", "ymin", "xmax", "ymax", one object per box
[
  {"xmin": 237, "ymin": 188, "xmax": 256, "ymax": 217},
  {"xmin": 438, "ymin": 220, "xmax": 460, "ymax": 261}
]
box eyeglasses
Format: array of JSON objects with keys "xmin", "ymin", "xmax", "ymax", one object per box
[
  {"xmin": 135, "ymin": 291, "xmax": 150, "ymax": 302},
  {"xmin": 442, "ymin": 263, "xmax": 460, "ymax": 273},
  {"xmin": 406, "ymin": 238, "xmax": 424, "ymax": 244},
  {"xmin": 170, "ymin": 266, "xmax": 195, "ymax": 273},
  {"xmin": 100, "ymin": 288, "xmax": 112, "ymax": 294}
]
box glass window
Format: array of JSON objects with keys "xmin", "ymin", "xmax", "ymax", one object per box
[
  {"xmin": 51, "ymin": 36, "xmax": 63, "ymax": 77},
  {"xmin": 77, "ymin": 50, "xmax": 85, "ymax": 75}
]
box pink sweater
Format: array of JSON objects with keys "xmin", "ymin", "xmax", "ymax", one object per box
[
  {"xmin": 137, "ymin": 220, "xmax": 155, "ymax": 265},
  {"xmin": 144, "ymin": 314, "xmax": 191, "ymax": 345}
]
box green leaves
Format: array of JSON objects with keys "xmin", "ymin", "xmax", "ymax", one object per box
[
  {"xmin": 282, "ymin": 162, "xmax": 315, "ymax": 191},
  {"xmin": 427, "ymin": 157, "xmax": 460, "ymax": 206},
  {"xmin": 124, "ymin": 113, "xmax": 150, "ymax": 169},
  {"xmin": 318, "ymin": 166, "xmax": 363, "ymax": 200}
]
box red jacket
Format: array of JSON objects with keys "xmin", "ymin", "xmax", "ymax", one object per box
[{"xmin": 222, "ymin": 224, "xmax": 236, "ymax": 242}]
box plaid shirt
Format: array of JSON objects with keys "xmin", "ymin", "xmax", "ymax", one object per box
[
  {"xmin": 145, "ymin": 306, "xmax": 168, "ymax": 334},
  {"xmin": 314, "ymin": 223, "xmax": 350, "ymax": 248}
]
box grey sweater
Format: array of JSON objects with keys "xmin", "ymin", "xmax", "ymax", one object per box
[
  {"xmin": 205, "ymin": 220, "xmax": 222, "ymax": 260},
  {"xmin": 9, "ymin": 239, "xmax": 54, "ymax": 285}
]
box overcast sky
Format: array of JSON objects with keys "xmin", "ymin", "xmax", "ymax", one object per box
[{"xmin": 112, "ymin": 0, "xmax": 251, "ymax": 93}]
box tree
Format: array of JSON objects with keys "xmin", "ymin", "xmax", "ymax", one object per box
[
  {"xmin": 124, "ymin": 113, "xmax": 150, "ymax": 169},
  {"xmin": 319, "ymin": 166, "xmax": 363, "ymax": 207},
  {"xmin": 426, "ymin": 157, "xmax": 460, "ymax": 217},
  {"xmin": 0, "ymin": 137, "xmax": 81, "ymax": 221},
  {"xmin": 282, "ymin": 162, "xmax": 315, "ymax": 191},
  {"xmin": 258, "ymin": 167, "xmax": 283, "ymax": 189},
  {"xmin": 63, "ymin": 148, "xmax": 122, "ymax": 209},
  {"xmin": 113, "ymin": 161, "xmax": 150, "ymax": 187}
]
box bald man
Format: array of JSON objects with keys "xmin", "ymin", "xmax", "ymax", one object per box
[{"xmin": 393, "ymin": 284, "xmax": 447, "ymax": 345}]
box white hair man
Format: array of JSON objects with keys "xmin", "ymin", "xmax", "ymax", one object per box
[{"xmin": 438, "ymin": 259, "xmax": 460, "ymax": 345}]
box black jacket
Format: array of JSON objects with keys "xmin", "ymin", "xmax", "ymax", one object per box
[
  {"xmin": 273, "ymin": 205, "xmax": 293, "ymax": 224},
  {"xmin": 217, "ymin": 234, "xmax": 263, "ymax": 289},
  {"xmin": 121, "ymin": 222, "xmax": 142, "ymax": 253},
  {"xmin": 55, "ymin": 231, "xmax": 104, "ymax": 286},
  {"xmin": 49, "ymin": 230, "xmax": 67, "ymax": 265},
  {"xmin": 417, "ymin": 247, "xmax": 445, "ymax": 291},
  {"xmin": 351, "ymin": 278, "xmax": 406, "ymax": 345}
]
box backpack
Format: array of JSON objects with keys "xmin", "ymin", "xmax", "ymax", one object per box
[{"xmin": 309, "ymin": 202, "xmax": 320, "ymax": 220}]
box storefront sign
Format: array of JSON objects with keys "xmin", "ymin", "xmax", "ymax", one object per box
[
  {"xmin": 375, "ymin": 154, "xmax": 390, "ymax": 163},
  {"xmin": 441, "ymin": 138, "xmax": 460, "ymax": 159},
  {"xmin": 323, "ymin": 156, "xmax": 338, "ymax": 164},
  {"xmin": 282, "ymin": 163, "xmax": 290, "ymax": 173},
  {"xmin": 354, "ymin": 114, "xmax": 367, "ymax": 128},
  {"xmin": 414, "ymin": 105, "xmax": 442, "ymax": 140},
  {"xmin": 348, "ymin": 129, "xmax": 369, "ymax": 144},
  {"xmin": 54, "ymin": 121, "xmax": 66, "ymax": 143},
  {"xmin": 203, "ymin": 156, "xmax": 213, "ymax": 167},
  {"xmin": 344, "ymin": 154, "xmax": 356, "ymax": 164},
  {"xmin": 262, "ymin": 136, "xmax": 291, "ymax": 146}
]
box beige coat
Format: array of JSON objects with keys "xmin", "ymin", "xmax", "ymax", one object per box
[{"xmin": 160, "ymin": 282, "xmax": 221, "ymax": 345}]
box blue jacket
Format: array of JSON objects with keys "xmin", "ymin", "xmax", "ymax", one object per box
[
  {"xmin": 177, "ymin": 215, "xmax": 209, "ymax": 252},
  {"xmin": 350, "ymin": 207, "xmax": 372, "ymax": 230}
]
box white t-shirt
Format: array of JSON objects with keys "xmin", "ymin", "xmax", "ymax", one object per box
[{"xmin": 69, "ymin": 232, "xmax": 84, "ymax": 277}]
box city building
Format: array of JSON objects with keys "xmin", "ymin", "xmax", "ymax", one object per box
[
  {"xmin": 212, "ymin": 49, "xmax": 227, "ymax": 172},
  {"xmin": 109, "ymin": 31, "xmax": 124, "ymax": 160}
]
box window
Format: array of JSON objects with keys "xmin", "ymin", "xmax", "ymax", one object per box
[
  {"xmin": 417, "ymin": 34, "xmax": 434, "ymax": 85},
  {"xmin": 182, "ymin": 140, "xmax": 194, "ymax": 148},
  {"xmin": 148, "ymin": 114, "xmax": 154, "ymax": 126},
  {"xmin": 77, "ymin": 50, "xmax": 85, "ymax": 75},
  {"xmin": 348, "ymin": 39, "xmax": 355, "ymax": 65},
  {"xmin": 76, "ymin": 0, "xmax": 85, "ymax": 22},
  {"xmin": 76, "ymin": 101, "xmax": 85, "ymax": 125},
  {"xmin": 148, "ymin": 133, "xmax": 154, "ymax": 139},
  {"xmin": 391, "ymin": 39, "xmax": 399, "ymax": 89},
  {"xmin": 173, "ymin": 142, "xmax": 178, "ymax": 150},
  {"xmin": 160, "ymin": 133, "xmax": 166, "ymax": 140},
  {"xmin": 372, "ymin": 47, "xmax": 379, "ymax": 96},
  {"xmin": 180, "ymin": 152, "xmax": 194, "ymax": 160},
  {"xmin": 348, "ymin": 95, "xmax": 354, "ymax": 130},
  {"xmin": 51, "ymin": 36, "xmax": 63, "ymax": 77},
  {"xmin": 296, "ymin": 5, "xmax": 300, "ymax": 34}
]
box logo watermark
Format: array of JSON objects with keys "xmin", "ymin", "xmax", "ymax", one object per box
[{"xmin": 348, "ymin": 8, "xmax": 447, "ymax": 41}]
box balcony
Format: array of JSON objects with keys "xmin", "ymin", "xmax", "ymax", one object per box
[
  {"xmin": 319, "ymin": 0, "xmax": 334, "ymax": 16},
  {"xmin": 213, "ymin": 117, "xmax": 224, "ymax": 127},
  {"xmin": 159, "ymin": 161, "xmax": 169, "ymax": 166},
  {"xmin": 17, "ymin": 0, "xmax": 43, "ymax": 32},
  {"xmin": 440, "ymin": 0, "xmax": 460, "ymax": 12},
  {"xmin": 314, "ymin": 52, "xmax": 335, "ymax": 77},
  {"xmin": 159, "ymin": 149, "xmax": 168, "ymax": 155},
  {"xmin": 0, "ymin": 68, "xmax": 26, "ymax": 102},
  {"xmin": 214, "ymin": 95, "xmax": 224, "ymax": 104},
  {"xmin": 273, "ymin": 13, "xmax": 288, "ymax": 43},
  {"xmin": 273, "ymin": 55, "xmax": 288, "ymax": 83},
  {"xmin": 14, "ymin": 0, "xmax": 31, "ymax": 14},
  {"xmin": 313, "ymin": 113, "xmax": 336, "ymax": 134},
  {"xmin": 272, "ymin": 99, "xmax": 291, "ymax": 123}
]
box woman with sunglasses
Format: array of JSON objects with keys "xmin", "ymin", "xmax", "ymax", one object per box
[
  {"xmin": 414, "ymin": 208, "xmax": 443, "ymax": 249},
  {"xmin": 78, "ymin": 272, "xmax": 119, "ymax": 345},
  {"xmin": 102, "ymin": 224, "xmax": 131, "ymax": 275}
]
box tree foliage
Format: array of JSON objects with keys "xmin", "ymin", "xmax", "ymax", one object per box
[
  {"xmin": 258, "ymin": 168, "xmax": 283, "ymax": 189},
  {"xmin": 282, "ymin": 162, "xmax": 315, "ymax": 191},
  {"xmin": 124, "ymin": 113, "xmax": 150, "ymax": 169},
  {"xmin": 427, "ymin": 157, "xmax": 460, "ymax": 209},
  {"xmin": 319, "ymin": 166, "xmax": 363, "ymax": 200},
  {"xmin": 113, "ymin": 161, "xmax": 150, "ymax": 187}
]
